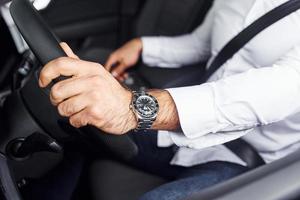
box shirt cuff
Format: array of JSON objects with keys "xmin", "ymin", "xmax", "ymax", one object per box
[
  {"xmin": 166, "ymin": 84, "xmax": 229, "ymax": 139},
  {"xmin": 168, "ymin": 129, "xmax": 250, "ymax": 149},
  {"xmin": 170, "ymin": 145, "xmax": 247, "ymax": 167},
  {"xmin": 157, "ymin": 130, "xmax": 174, "ymax": 147}
]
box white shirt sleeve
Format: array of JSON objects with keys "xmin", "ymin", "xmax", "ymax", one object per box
[
  {"xmin": 141, "ymin": 4, "xmax": 215, "ymax": 68},
  {"xmin": 166, "ymin": 46, "xmax": 300, "ymax": 149}
]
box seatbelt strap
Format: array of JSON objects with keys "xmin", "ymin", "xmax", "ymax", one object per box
[
  {"xmin": 203, "ymin": 0, "xmax": 300, "ymax": 82},
  {"xmin": 225, "ymin": 139, "xmax": 266, "ymax": 169},
  {"xmin": 204, "ymin": 0, "xmax": 300, "ymax": 168}
]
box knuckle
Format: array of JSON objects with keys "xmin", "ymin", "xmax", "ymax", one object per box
[
  {"xmin": 70, "ymin": 115, "xmax": 87, "ymax": 128},
  {"xmin": 94, "ymin": 120, "xmax": 105, "ymax": 129},
  {"xmin": 87, "ymin": 106, "xmax": 99, "ymax": 118},
  {"xmin": 51, "ymin": 84, "xmax": 62, "ymax": 100},
  {"xmin": 90, "ymin": 89, "xmax": 101, "ymax": 100},
  {"xmin": 54, "ymin": 57, "xmax": 68, "ymax": 67},
  {"xmin": 58, "ymin": 102, "xmax": 73, "ymax": 117},
  {"xmin": 40, "ymin": 67, "xmax": 51, "ymax": 82},
  {"xmin": 57, "ymin": 103, "xmax": 66, "ymax": 116},
  {"xmin": 69, "ymin": 117, "xmax": 78, "ymax": 127},
  {"xmin": 92, "ymin": 63, "xmax": 103, "ymax": 73},
  {"xmin": 39, "ymin": 68, "xmax": 46, "ymax": 79},
  {"xmin": 91, "ymin": 76, "xmax": 102, "ymax": 86}
]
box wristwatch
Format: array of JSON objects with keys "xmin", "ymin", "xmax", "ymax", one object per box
[{"xmin": 130, "ymin": 91, "xmax": 159, "ymax": 131}]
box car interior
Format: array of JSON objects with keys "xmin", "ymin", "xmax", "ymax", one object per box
[{"xmin": 1, "ymin": 0, "xmax": 300, "ymax": 200}]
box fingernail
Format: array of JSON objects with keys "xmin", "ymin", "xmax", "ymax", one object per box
[{"xmin": 112, "ymin": 71, "xmax": 118, "ymax": 77}]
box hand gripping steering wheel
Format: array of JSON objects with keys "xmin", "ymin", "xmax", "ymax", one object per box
[{"xmin": 9, "ymin": 0, "xmax": 138, "ymax": 161}]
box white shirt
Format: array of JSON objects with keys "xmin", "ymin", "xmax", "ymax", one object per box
[{"xmin": 141, "ymin": 0, "xmax": 300, "ymax": 167}]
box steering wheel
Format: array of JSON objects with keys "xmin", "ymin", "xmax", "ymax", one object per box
[{"xmin": 9, "ymin": 0, "xmax": 138, "ymax": 161}]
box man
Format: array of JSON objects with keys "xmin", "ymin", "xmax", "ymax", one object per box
[{"xmin": 39, "ymin": 0, "xmax": 300, "ymax": 199}]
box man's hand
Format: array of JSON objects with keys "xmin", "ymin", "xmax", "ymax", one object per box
[
  {"xmin": 39, "ymin": 43, "xmax": 137, "ymax": 135},
  {"xmin": 105, "ymin": 38, "xmax": 142, "ymax": 81},
  {"xmin": 39, "ymin": 42, "xmax": 180, "ymax": 135}
]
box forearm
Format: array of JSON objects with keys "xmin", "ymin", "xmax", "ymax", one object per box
[
  {"xmin": 148, "ymin": 90, "xmax": 180, "ymax": 131},
  {"xmin": 141, "ymin": 6, "xmax": 215, "ymax": 68},
  {"xmin": 163, "ymin": 47, "xmax": 300, "ymax": 139},
  {"xmin": 142, "ymin": 35, "xmax": 211, "ymax": 68}
]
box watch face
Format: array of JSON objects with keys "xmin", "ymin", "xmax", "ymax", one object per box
[{"xmin": 134, "ymin": 94, "xmax": 159, "ymax": 118}]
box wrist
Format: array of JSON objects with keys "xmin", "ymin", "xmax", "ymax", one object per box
[
  {"xmin": 127, "ymin": 110, "xmax": 138, "ymax": 132},
  {"xmin": 148, "ymin": 90, "xmax": 180, "ymax": 131},
  {"xmin": 133, "ymin": 38, "xmax": 143, "ymax": 53},
  {"xmin": 123, "ymin": 90, "xmax": 138, "ymax": 133},
  {"xmin": 129, "ymin": 90, "xmax": 160, "ymax": 131},
  {"xmin": 126, "ymin": 89, "xmax": 180, "ymax": 132}
]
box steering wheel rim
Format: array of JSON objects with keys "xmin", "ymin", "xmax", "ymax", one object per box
[
  {"xmin": 9, "ymin": 0, "xmax": 138, "ymax": 161},
  {"xmin": 10, "ymin": 0, "xmax": 66, "ymax": 65}
]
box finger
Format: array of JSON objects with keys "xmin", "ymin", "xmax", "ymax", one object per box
[
  {"xmin": 39, "ymin": 57, "xmax": 101, "ymax": 88},
  {"xmin": 50, "ymin": 76, "xmax": 94, "ymax": 105},
  {"xmin": 120, "ymin": 72, "xmax": 129, "ymax": 81},
  {"xmin": 123, "ymin": 73, "xmax": 129, "ymax": 79},
  {"xmin": 39, "ymin": 57, "xmax": 78, "ymax": 88},
  {"xmin": 117, "ymin": 72, "xmax": 128, "ymax": 82},
  {"xmin": 60, "ymin": 42, "xmax": 79, "ymax": 59},
  {"xmin": 57, "ymin": 95, "xmax": 88, "ymax": 117},
  {"xmin": 104, "ymin": 55, "xmax": 117, "ymax": 72},
  {"xmin": 111, "ymin": 62, "xmax": 126, "ymax": 78},
  {"xmin": 117, "ymin": 76, "xmax": 125, "ymax": 82},
  {"xmin": 69, "ymin": 109, "xmax": 90, "ymax": 128}
]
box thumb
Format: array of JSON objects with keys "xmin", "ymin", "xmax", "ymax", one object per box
[
  {"xmin": 60, "ymin": 42, "xmax": 79, "ymax": 59},
  {"xmin": 105, "ymin": 55, "xmax": 117, "ymax": 72},
  {"xmin": 111, "ymin": 63, "xmax": 126, "ymax": 78}
]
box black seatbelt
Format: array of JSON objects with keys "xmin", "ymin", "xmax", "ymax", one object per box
[
  {"xmin": 204, "ymin": 0, "xmax": 300, "ymax": 168},
  {"xmin": 203, "ymin": 0, "xmax": 300, "ymax": 82}
]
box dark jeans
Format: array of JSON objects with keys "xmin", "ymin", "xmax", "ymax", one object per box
[{"xmin": 129, "ymin": 131, "xmax": 249, "ymax": 200}]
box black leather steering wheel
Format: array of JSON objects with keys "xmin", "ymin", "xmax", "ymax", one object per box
[{"xmin": 9, "ymin": 0, "xmax": 137, "ymax": 161}]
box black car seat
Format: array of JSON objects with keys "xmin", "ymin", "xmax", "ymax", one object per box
[
  {"xmin": 87, "ymin": 1, "xmax": 213, "ymax": 200},
  {"xmin": 79, "ymin": 0, "xmax": 212, "ymax": 89}
]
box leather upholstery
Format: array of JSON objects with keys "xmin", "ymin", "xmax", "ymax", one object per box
[
  {"xmin": 86, "ymin": 1, "xmax": 213, "ymax": 199},
  {"xmin": 90, "ymin": 160, "xmax": 167, "ymax": 200}
]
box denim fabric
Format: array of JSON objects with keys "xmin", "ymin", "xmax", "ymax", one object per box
[
  {"xmin": 139, "ymin": 161, "xmax": 248, "ymax": 200},
  {"xmin": 129, "ymin": 131, "xmax": 249, "ymax": 200},
  {"xmin": 129, "ymin": 130, "xmax": 183, "ymax": 179}
]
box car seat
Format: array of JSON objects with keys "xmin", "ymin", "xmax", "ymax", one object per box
[
  {"xmin": 79, "ymin": 0, "xmax": 212, "ymax": 89},
  {"xmin": 86, "ymin": 0, "xmax": 213, "ymax": 200}
]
